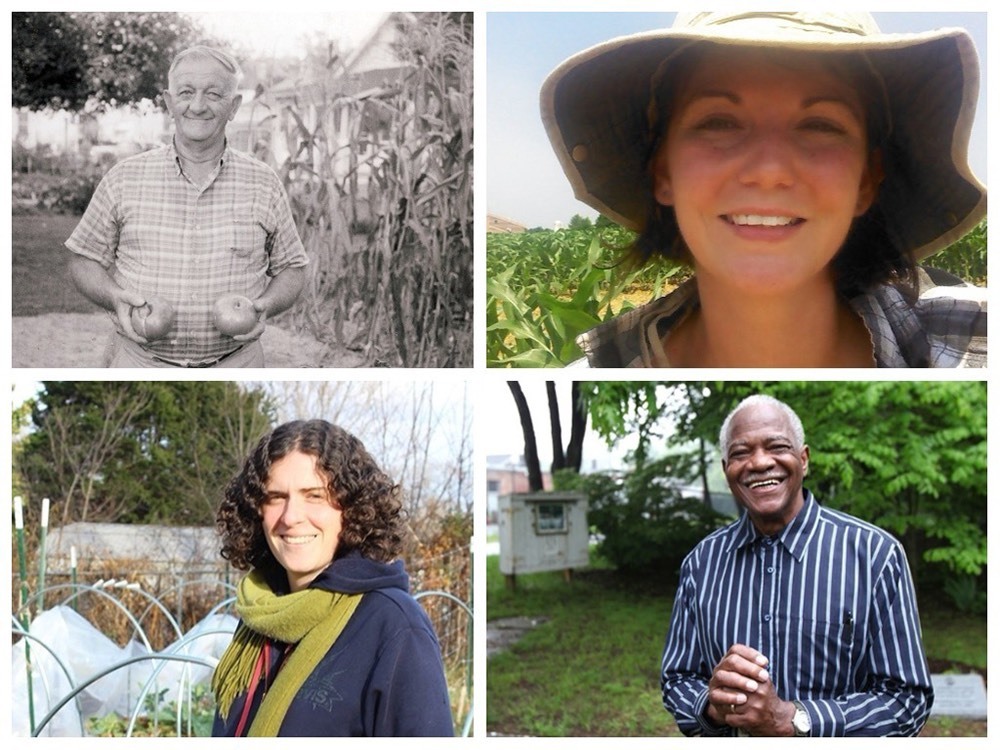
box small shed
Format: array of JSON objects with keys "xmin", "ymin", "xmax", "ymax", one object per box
[{"xmin": 498, "ymin": 492, "xmax": 588, "ymax": 583}]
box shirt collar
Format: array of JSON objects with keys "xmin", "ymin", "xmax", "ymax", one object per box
[
  {"xmin": 167, "ymin": 138, "xmax": 231, "ymax": 177},
  {"xmin": 727, "ymin": 489, "xmax": 819, "ymax": 561},
  {"xmin": 578, "ymin": 276, "xmax": 980, "ymax": 369}
]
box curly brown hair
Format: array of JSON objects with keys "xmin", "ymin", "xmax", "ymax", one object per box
[{"xmin": 216, "ymin": 420, "xmax": 404, "ymax": 579}]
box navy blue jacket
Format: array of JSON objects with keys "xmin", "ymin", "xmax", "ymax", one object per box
[{"xmin": 213, "ymin": 553, "xmax": 454, "ymax": 736}]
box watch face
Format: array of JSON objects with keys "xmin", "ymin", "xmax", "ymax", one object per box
[{"xmin": 793, "ymin": 706, "xmax": 810, "ymax": 735}]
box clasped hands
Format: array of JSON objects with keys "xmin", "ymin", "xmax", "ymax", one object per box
[{"xmin": 705, "ymin": 644, "xmax": 796, "ymax": 736}]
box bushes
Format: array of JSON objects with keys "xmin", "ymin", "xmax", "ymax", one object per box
[
  {"xmin": 12, "ymin": 143, "xmax": 105, "ymax": 214},
  {"xmin": 566, "ymin": 460, "xmax": 729, "ymax": 577}
]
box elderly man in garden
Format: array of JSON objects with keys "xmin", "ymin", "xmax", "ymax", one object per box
[
  {"xmin": 660, "ymin": 394, "xmax": 933, "ymax": 737},
  {"xmin": 66, "ymin": 45, "xmax": 307, "ymax": 367}
]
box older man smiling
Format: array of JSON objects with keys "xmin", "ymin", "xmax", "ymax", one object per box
[
  {"xmin": 660, "ymin": 395, "xmax": 933, "ymax": 736},
  {"xmin": 66, "ymin": 45, "xmax": 307, "ymax": 367}
]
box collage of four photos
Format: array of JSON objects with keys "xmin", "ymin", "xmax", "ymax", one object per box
[{"xmin": 7, "ymin": 6, "xmax": 990, "ymax": 740}]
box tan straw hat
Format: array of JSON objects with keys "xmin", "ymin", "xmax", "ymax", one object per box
[{"xmin": 540, "ymin": 11, "xmax": 986, "ymax": 261}]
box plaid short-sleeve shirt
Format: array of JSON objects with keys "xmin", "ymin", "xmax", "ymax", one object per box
[{"xmin": 66, "ymin": 143, "xmax": 308, "ymax": 364}]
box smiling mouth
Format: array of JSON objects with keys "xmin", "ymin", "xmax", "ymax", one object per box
[
  {"xmin": 726, "ymin": 214, "xmax": 804, "ymax": 227},
  {"xmin": 747, "ymin": 478, "xmax": 784, "ymax": 489},
  {"xmin": 281, "ymin": 535, "xmax": 317, "ymax": 545}
]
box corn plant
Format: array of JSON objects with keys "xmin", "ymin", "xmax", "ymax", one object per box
[
  {"xmin": 486, "ymin": 224, "xmax": 687, "ymax": 367},
  {"xmin": 250, "ymin": 13, "xmax": 472, "ymax": 367},
  {"xmin": 924, "ymin": 219, "xmax": 987, "ymax": 286}
]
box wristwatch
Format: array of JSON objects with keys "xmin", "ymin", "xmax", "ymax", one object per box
[{"xmin": 792, "ymin": 701, "xmax": 811, "ymax": 736}]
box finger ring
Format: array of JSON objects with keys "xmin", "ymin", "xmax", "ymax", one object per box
[{"xmin": 730, "ymin": 704, "xmax": 737, "ymax": 713}]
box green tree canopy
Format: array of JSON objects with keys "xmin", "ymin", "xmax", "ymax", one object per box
[
  {"xmin": 582, "ymin": 380, "xmax": 986, "ymax": 591},
  {"xmin": 15, "ymin": 381, "xmax": 276, "ymax": 527}
]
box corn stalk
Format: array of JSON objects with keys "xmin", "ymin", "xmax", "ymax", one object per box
[{"xmin": 254, "ymin": 13, "xmax": 472, "ymax": 366}]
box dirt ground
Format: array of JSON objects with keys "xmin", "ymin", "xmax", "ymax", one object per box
[
  {"xmin": 486, "ymin": 616, "xmax": 549, "ymax": 659},
  {"xmin": 12, "ymin": 312, "xmax": 364, "ymax": 368}
]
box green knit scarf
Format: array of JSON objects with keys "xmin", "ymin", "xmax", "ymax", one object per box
[{"xmin": 212, "ymin": 569, "xmax": 362, "ymax": 736}]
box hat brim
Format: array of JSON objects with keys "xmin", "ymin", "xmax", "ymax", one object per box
[{"xmin": 541, "ymin": 24, "xmax": 986, "ymax": 261}]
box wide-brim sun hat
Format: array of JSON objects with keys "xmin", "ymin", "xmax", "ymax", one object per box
[{"xmin": 540, "ymin": 11, "xmax": 986, "ymax": 261}]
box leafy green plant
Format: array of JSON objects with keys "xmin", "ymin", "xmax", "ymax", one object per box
[
  {"xmin": 85, "ymin": 685, "xmax": 216, "ymax": 737},
  {"xmin": 942, "ymin": 575, "xmax": 987, "ymax": 616},
  {"xmin": 486, "ymin": 222, "xmax": 687, "ymax": 367},
  {"xmin": 577, "ymin": 458, "xmax": 728, "ymax": 576},
  {"xmin": 924, "ymin": 219, "xmax": 987, "ymax": 285}
]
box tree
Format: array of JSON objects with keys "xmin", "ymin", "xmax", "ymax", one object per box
[
  {"xmin": 508, "ymin": 382, "xmax": 544, "ymax": 491},
  {"xmin": 13, "ymin": 12, "xmax": 209, "ymax": 111},
  {"xmin": 507, "ymin": 381, "xmax": 586, "ymax": 491},
  {"xmin": 12, "ymin": 13, "xmax": 90, "ymax": 110},
  {"xmin": 15, "ymin": 381, "xmax": 276, "ymax": 527},
  {"xmin": 582, "ymin": 380, "xmax": 987, "ymax": 598}
]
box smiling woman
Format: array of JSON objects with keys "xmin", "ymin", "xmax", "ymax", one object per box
[
  {"xmin": 211, "ymin": 420, "xmax": 454, "ymax": 737},
  {"xmin": 542, "ymin": 11, "xmax": 987, "ymax": 368}
]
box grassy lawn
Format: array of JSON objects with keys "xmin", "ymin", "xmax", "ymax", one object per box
[
  {"xmin": 12, "ymin": 212, "xmax": 94, "ymax": 316},
  {"xmin": 486, "ymin": 555, "xmax": 986, "ymax": 737}
]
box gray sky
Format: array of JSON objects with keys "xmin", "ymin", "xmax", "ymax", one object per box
[{"xmin": 487, "ymin": 12, "xmax": 988, "ymax": 229}]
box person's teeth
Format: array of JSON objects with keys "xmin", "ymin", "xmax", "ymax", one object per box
[
  {"xmin": 749, "ymin": 479, "xmax": 780, "ymax": 489},
  {"xmin": 730, "ymin": 215, "xmax": 796, "ymax": 226}
]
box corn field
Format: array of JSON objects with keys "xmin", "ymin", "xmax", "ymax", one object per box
[{"xmin": 249, "ymin": 13, "xmax": 472, "ymax": 367}]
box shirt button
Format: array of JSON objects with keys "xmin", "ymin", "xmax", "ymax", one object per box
[
  {"xmin": 767, "ymin": 566, "xmax": 774, "ymax": 573},
  {"xmin": 764, "ymin": 614, "xmax": 772, "ymax": 622}
]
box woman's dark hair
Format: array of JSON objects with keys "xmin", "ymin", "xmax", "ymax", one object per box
[
  {"xmin": 629, "ymin": 43, "xmax": 915, "ymax": 298},
  {"xmin": 216, "ymin": 420, "xmax": 404, "ymax": 578}
]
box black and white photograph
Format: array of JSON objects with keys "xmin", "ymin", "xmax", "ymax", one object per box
[{"xmin": 12, "ymin": 11, "xmax": 473, "ymax": 368}]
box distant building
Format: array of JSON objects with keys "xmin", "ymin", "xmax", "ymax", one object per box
[
  {"xmin": 486, "ymin": 214, "xmax": 526, "ymax": 233},
  {"xmin": 43, "ymin": 522, "xmax": 227, "ymax": 583},
  {"xmin": 485, "ymin": 454, "xmax": 551, "ymax": 523}
]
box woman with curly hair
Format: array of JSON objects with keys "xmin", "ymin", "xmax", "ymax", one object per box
[{"xmin": 211, "ymin": 419, "xmax": 454, "ymax": 737}]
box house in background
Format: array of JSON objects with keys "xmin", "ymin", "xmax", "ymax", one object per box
[
  {"xmin": 486, "ymin": 214, "xmax": 526, "ymax": 233},
  {"xmin": 486, "ymin": 454, "xmax": 552, "ymax": 524}
]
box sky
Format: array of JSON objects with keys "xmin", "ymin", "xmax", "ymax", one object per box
[
  {"xmin": 193, "ymin": 11, "xmax": 385, "ymax": 59},
  {"xmin": 480, "ymin": 379, "xmax": 639, "ymax": 473},
  {"xmin": 487, "ymin": 12, "xmax": 989, "ymax": 229}
]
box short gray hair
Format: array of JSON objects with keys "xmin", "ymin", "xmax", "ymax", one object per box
[
  {"xmin": 719, "ymin": 395, "xmax": 805, "ymax": 459},
  {"xmin": 168, "ymin": 45, "xmax": 243, "ymax": 93}
]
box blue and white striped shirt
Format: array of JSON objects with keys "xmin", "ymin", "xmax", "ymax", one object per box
[{"xmin": 660, "ymin": 491, "xmax": 933, "ymax": 736}]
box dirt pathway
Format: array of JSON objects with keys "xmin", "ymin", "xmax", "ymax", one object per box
[{"xmin": 12, "ymin": 312, "xmax": 364, "ymax": 368}]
